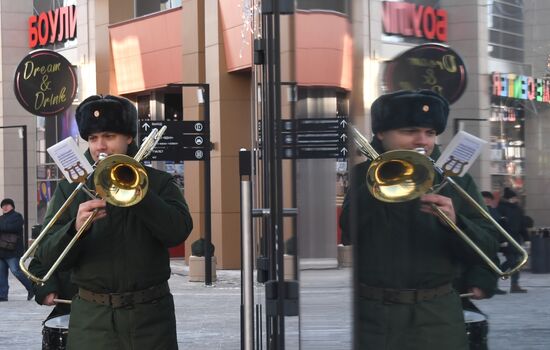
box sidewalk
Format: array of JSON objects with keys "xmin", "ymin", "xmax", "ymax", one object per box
[{"xmin": 1, "ymin": 260, "xmax": 548, "ymax": 349}]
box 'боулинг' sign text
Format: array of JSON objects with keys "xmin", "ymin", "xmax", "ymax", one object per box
[
  {"xmin": 28, "ymin": 5, "xmax": 76, "ymax": 49},
  {"xmin": 382, "ymin": 1, "xmax": 448, "ymax": 42},
  {"xmin": 13, "ymin": 50, "xmax": 77, "ymax": 116}
]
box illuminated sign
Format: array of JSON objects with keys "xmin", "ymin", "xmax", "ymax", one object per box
[
  {"xmin": 491, "ymin": 72, "xmax": 550, "ymax": 103},
  {"xmin": 382, "ymin": 1, "xmax": 448, "ymax": 42},
  {"xmin": 28, "ymin": 5, "xmax": 76, "ymax": 49},
  {"xmin": 13, "ymin": 50, "xmax": 77, "ymax": 116},
  {"xmin": 383, "ymin": 44, "xmax": 467, "ymax": 104}
]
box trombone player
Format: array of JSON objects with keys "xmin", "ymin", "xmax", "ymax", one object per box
[
  {"xmin": 34, "ymin": 95, "xmax": 193, "ymax": 350},
  {"xmin": 340, "ymin": 90, "xmax": 499, "ymax": 350}
]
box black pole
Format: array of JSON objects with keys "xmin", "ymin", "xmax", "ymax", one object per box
[
  {"xmin": 22, "ymin": 125, "xmax": 28, "ymax": 249},
  {"xmin": 167, "ymin": 83, "xmax": 212, "ymax": 286},
  {"xmin": 273, "ymin": 6, "xmax": 286, "ymax": 347},
  {"xmin": 203, "ymin": 84, "xmax": 212, "ymax": 286}
]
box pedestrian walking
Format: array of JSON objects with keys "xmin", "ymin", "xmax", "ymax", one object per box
[{"xmin": 0, "ymin": 198, "xmax": 34, "ymax": 301}]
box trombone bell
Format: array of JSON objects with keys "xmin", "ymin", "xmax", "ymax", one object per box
[
  {"xmin": 368, "ymin": 150, "xmax": 435, "ymax": 202},
  {"xmin": 94, "ymin": 154, "xmax": 148, "ymax": 207}
]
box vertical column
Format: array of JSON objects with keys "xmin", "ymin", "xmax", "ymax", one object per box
[
  {"xmin": 183, "ymin": 0, "xmax": 252, "ymax": 268},
  {"xmin": 441, "ymin": 0, "xmax": 491, "ymax": 190},
  {"xmin": 0, "ymin": 0, "xmax": 36, "ymax": 234}
]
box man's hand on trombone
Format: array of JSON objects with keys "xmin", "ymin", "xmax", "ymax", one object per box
[
  {"xmin": 419, "ymin": 194, "xmax": 457, "ymax": 224},
  {"xmin": 75, "ymin": 199, "xmax": 107, "ymax": 231}
]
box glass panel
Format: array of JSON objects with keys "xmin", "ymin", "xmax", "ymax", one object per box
[
  {"xmin": 493, "ymin": 1, "xmax": 524, "ymax": 19},
  {"xmin": 296, "ymin": 0, "xmax": 350, "ymax": 14}
]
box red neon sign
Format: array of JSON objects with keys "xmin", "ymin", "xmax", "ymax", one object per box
[
  {"xmin": 28, "ymin": 5, "xmax": 77, "ymax": 49},
  {"xmin": 382, "ymin": 1, "xmax": 448, "ymax": 42}
]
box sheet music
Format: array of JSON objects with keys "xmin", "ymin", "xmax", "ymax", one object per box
[
  {"xmin": 47, "ymin": 137, "xmax": 93, "ymax": 183},
  {"xmin": 435, "ymin": 130, "xmax": 487, "ymax": 177}
]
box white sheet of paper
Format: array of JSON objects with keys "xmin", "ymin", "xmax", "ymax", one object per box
[
  {"xmin": 435, "ymin": 130, "xmax": 487, "ymax": 177},
  {"xmin": 47, "ymin": 137, "xmax": 93, "ymax": 183}
]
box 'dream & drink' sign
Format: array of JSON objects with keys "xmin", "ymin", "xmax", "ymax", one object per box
[
  {"xmin": 13, "ymin": 49, "xmax": 77, "ymax": 116},
  {"xmin": 383, "ymin": 43, "xmax": 467, "ymax": 104}
]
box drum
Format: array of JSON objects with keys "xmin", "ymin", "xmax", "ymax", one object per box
[
  {"xmin": 464, "ymin": 310, "xmax": 488, "ymax": 350},
  {"xmin": 42, "ymin": 314, "xmax": 70, "ymax": 350}
]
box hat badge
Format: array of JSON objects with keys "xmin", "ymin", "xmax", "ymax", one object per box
[
  {"xmin": 422, "ymin": 105, "xmax": 430, "ymax": 112},
  {"xmin": 93, "ymin": 110, "xmax": 100, "ymax": 117}
]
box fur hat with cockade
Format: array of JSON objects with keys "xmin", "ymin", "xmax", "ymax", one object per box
[
  {"xmin": 75, "ymin": 95, "xmax": 138, "ymax": 140},
  {"xmin": 371, "ymin": 90, "xmax": 450, "ymax": 135}
]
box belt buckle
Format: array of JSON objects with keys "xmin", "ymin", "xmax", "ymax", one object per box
[
  {"xmin": 110, "ymin": 292, "xmax": 134, "ymax": 309},
  {"xmin": 403, "ymin": 289, "xmax": 418, "ymax": 304},
  {"xmin": 382, "ymin": 289, "xmax": 399, "ymax": 304},
  {"xmin": 382, "ymin": 289, "xmax": 417, "ymax": 304}
]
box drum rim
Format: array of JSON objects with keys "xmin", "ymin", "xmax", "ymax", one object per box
[
  {"xmin": 44, "ymin": 314, "xmax": 70, "ymax": 328},
  {"xmin": 463, "ymin": 310, "xmax": 487, "ymax": 323}
]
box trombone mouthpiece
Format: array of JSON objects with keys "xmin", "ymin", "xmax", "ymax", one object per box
[
  {"xmin": 414, "ymin": 148, "xmax": 426, "ymax": 155},
  {"xmin": 98, "ymin": 153, "xmax": 108, "ymax": 160}
]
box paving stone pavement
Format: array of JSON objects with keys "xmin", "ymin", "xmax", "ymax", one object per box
[{"xmin": 0, "ymin": 260, "xmax": 548, "ymax": 349}]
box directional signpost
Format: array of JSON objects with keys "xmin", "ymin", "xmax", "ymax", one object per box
[
  {"xmin": 279, "ymin": 117, "xmax": 348, "ymax": 159},
  {"xmin": 138, "ymin": 120, "xmax": 210, "ymax": 161}
]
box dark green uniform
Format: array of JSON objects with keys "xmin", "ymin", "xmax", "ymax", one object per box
[
  {"xmin": 341, "ymin": 142, "xmax": 498, "ymax": 350},
  {"xmin": 36, "ymin": 147, "xmax": 193, "ymax": 350}
]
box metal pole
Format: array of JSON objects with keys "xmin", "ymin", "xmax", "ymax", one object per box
[
  {"xmin": 167, "ymin": 82, "xmax": 212, "ymax": 285},
  {"xmin": 272, "ymin": 3, "xmax": 286, "ymax": 348},
  {"xmin": 203, "ymin": 84, "xmax": 212, "ymax": 286},
  {"xmin": 240, "ymin": 150, "xmax": 254, "ymax": 350},
  {"xmin": 22, "ymin": 125, "xmax": 28, "ymax": 249}
]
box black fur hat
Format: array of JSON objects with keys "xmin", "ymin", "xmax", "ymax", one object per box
[
  {"xmin": 75, "ymin": 95, "xmax": 137, "ymax": 140},
  {"xmin": 371, "ymin": 90, "xmax": 450, "ymax": 135},
  {"xmin": 1, "ymin": 198, "xmax": 15, "ymax": 208}
]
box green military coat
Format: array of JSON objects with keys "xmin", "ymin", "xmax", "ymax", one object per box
[
  {"xmin": 36, "ymin": 147, "xmax": 193, "ymax": 350},
  {"xmin": 341, "ymin": 142, "xmax": 499, "ymax": 350}
]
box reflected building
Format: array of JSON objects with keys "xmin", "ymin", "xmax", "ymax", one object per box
[
  {"xmin": 0, "ymin": 0, "xmax": 549, "ymax": 268},
  {"xmin": 353, "ymin": 0, "xmax": 550, "ymax": 228}
]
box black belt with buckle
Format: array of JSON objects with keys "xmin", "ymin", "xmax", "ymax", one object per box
[
  {"xmin": 359, "ymin": 283, "xmax": 452, "ymax": 304},
  {"xmin": 78, "ymin": 281, "xmax": 170, "ymax": 308}
]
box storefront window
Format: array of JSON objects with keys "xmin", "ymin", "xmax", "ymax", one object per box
[
  {"xmin": 489, "ymin": 103, "xmax": 525, "ymax": 194},
  {"xmin": 165, "ymin": 93, "xmax": 183, "ymax": 121},
  {"xmin": 36, "ymin": 106, "xmax": 79, "ymax": 223},
  {"xmin": 137, "ymin": 95, "xmax": 152, "ymax": 119}
]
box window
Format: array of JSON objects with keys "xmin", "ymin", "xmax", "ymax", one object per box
[
  {"xmin": 135, "ymin": 0, "xmax": 181, "ymax": 17},
  {"xmin": 489, "ymin": 102, "xmax": 526, "ymax": 192},
  {"xmin": 137, "ymin": 95, "xmax": 151, "ymax": 120},
  {"xmin": 164, "ymin": 93, "xmax": 183, "ymax": 121},
  {"xmin": 488, "ymin": 0, "xmax": 524, "ymax": 62},
  {"xmin": 296, "ymin": 0, "xmax": 350, "ymax": 15}
]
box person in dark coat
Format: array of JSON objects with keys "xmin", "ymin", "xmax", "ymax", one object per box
[
  {"xmin": 0, "ymin": 198, "xmax": 34, "ymax": 301},
  {"xmin": 497, "ymin": 187, "xmax": 528, "ymax": 293},
  {"xmin": 35, "ymin": 95, "xmax": 193, "ymax": 350},
  {"xmin": 340, "ymin": 90, "xmax": 499, "ymax": 350},
  {"xmin": 480, "ymin": 191, "xmax": 508, "ymax": 295}
]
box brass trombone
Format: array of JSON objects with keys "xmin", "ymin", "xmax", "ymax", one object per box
[
  {"xmin": 348, "ymin": 125, "xmax": 528, "ymax": 279},
  {"xmin": 20, "ymin": 126, "xmax": 167, "ymax": 284}
]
